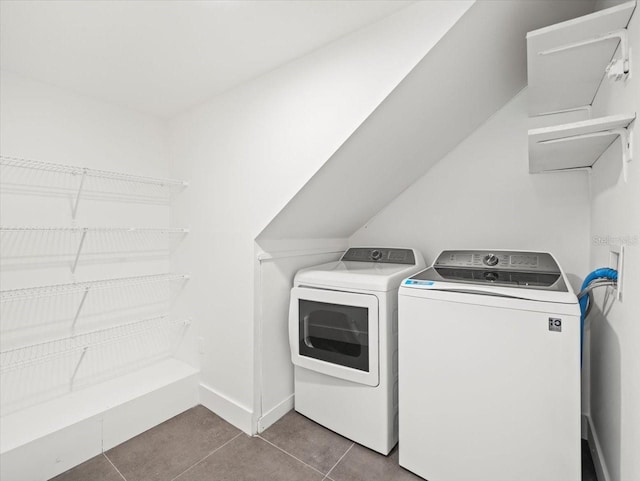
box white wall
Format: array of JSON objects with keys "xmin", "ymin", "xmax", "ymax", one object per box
[
  {"xmin": 258, "ymin": 0, "xmax": 594, "ymax": 241},
  {"xmin": 0, "ymin": 69, "xmax": 177, "ymax": 330},
  {"xmin": 350, "ymin": 88, "xmax": 591, "ymax": 287},
  {"xmin": 585, "ymin": 2, "xmax": 640, "ymax": 479},
  {"xmin": 0, "ymin": 71, "xmax": 199, "ymax": 477},
  {"xmin": 0, "ymin": 69, "xmax": 191, "ymax": 397},
  {"xmin": 350, "ymin": 3, "xmax": 640, "ymax": 478},
  {"xmin": 168, "ymin": 1, "xmax": 473, "ymax": 432},
  {"xmin": 254, "ymin": 244, "xmax": 345, "ymax": 432},
  {"xmin": 0, "ymin": 70, "xmax": 169, "ymax": 183}
]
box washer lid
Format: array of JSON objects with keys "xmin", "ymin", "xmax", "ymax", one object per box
[{"xmin": 401, "ymin": 250, "xmax": 577, "ymax": 303}]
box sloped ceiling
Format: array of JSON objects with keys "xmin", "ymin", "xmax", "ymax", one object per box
[
  {"xmin": 0, "ymin": 0, "xmax": 413, "ymax": 118},
  {"xmin": 257, "ymin": 0, "xmax": 595, "ymax": 241}
]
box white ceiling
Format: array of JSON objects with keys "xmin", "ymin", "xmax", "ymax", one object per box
[{"xmin": 0, "ymin": 0, "xmax": 413, "ymax": 118}]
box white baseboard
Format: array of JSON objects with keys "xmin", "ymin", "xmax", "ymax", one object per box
[
  {"xmin": 199, "ymin": 382, "xmax": 254, "ymax": 434},
  {"xmin": 257, "ymin": 394, "xmax": 294, "ymax": 433},
  {"xmin": 586, "ymin": 415, "xmax": 611, "ymax": 481},
  {"xmin": 102, "ymin": 373, "xmax": 199, "ymax": 450},
  {"xmin": 0, "ymin": 359, "xmax": 199, "ymax": 481}
]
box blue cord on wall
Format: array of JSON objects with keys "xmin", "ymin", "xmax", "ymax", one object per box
[{"xmin": 578, "ymin": 268, "xmax": 618, "ymax": 365}]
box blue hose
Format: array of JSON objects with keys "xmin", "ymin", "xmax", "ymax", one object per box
[{"xmin": 579, "ymin": 268, "xmax": 618, "ymax": 364}]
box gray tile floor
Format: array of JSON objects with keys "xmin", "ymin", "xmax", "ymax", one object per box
[{"xmin": 51, "ymin": 405, "xmax": 599, "ymax": 481}]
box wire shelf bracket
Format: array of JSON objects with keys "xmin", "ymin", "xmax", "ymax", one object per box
[
  {"xmin": 71, "ymin": 288, "xmax": 90, "ymax": 330},
  {"xmin": 71, "ymin": 169, "xmax": 87, "ymax": 220},
  {"xmin": 0, "ymin": 227, "xmax": 189, "ymax": 273},
  {"xmin": 1, "ymin": 274, "xmax": 190, "ymax": 334},
  {"xmin": 72, "ymin": 228, "xmax": 88, "ymax": 274},
  {"xmin": 70, "ymin": 347, "xmax": 88, "ymax": 390},
  {"xmin": 0, "ymin": 273, "xmax": 190, "ymax": 303},
  {"xmin": 0, "ymin": 317, "xmax": 191, "ymax": 375}
]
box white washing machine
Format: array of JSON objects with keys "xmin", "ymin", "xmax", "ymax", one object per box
[
  {"xmin": 289, "ymin": 247, "xmax": 425, "ymax": 454},
  {"xmin": 398, "ymin": 250, "xmax": 581, "ymax": 481}
]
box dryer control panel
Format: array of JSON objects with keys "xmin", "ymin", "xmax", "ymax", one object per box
[{"xmin": 341, "ymin": 247, "xmax": 416, "ymax": 265}]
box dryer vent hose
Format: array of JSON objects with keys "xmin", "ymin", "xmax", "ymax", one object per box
[{"xmin": 578, "ymin": 268, "xmax": 618, "ymax": 365}]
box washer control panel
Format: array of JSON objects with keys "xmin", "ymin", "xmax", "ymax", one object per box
[
  {"xmin": 434, "ymin": 250, "xmax": 560, "ymax": 273},
  {"xmin": 341, "ymin": 247, "xmax": 416, "ymax": 265}
]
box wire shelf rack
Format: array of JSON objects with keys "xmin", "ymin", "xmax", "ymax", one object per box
[
  {"xmin": 0, "ymin": 156, "xmax": 188, "ymax": 189},
  {"xmin": 0, "ymin": 273, "xmax": 189, "ymax": 303},
  {"xmin": 0, "ymin": 316, "xmax": 190, "ymax": 374},
  {"xmin": 0, "ymin": 226, "xmax": 189, "ymax": 233},
  {"xmin": 0, "ymin": 226, "xmax": 189, "ymax": 272},
  {"xmin": 0, "ymin": 156, "xmax": 188, "ymax": 216}
]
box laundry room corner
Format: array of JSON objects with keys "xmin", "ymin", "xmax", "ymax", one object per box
[
  {"xmin": 2, "ymin": 1, "xmax": 638, "ymax": 480},
  {"xmin": 166, "ymin": 0, "xmax": 473, "ymax": 434},
  {"xmin": 349, "ymin": 88, "xmax": 592, "ymax": 290},
  {"xmin": 0, "ymin": 69, "xmax": 199, "ymax": 480},
  {"xmin": 582, "ymin": 1, "xmax": 640, "ymax": 479},
  {"xmin": 252, "ymin": 238, "xmax": 348, "ymax": 433}
]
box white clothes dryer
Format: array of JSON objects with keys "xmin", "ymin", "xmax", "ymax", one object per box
[
  {"xmin": 398, "ymin": 250, "xmax": 581, "ymax": 481},
  {"xmin": 289, "ymin": 247, "xmax": 425, "ymax": 455}
]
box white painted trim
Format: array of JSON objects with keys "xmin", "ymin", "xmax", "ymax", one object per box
[
  {"xmin": 199, "ymin": 382, "xmax": 254, "ymax": 435},
  {"xmin": 257, "ymin": 249, "xmax": 345, "ymax": 261},
  {"xmin": 252, "ymin": 245, "xmax": 265, "ymax": 436},
  {"xmin": 254, "ymin": 238, "xmax": 348, "ymax": 261},
  {"xmin": 257, "ymin": 394, "xmax": 294, "ymax": 433},
  {"xmin": 587, "ymin": 415, "xmax": 611, "ymax": 481},
  {"xmin": 0, "ymin": 359, "xmax": 199, "ymax": 481},
  {"xmin": 102, "ymin": 374, "xmax": 199, "ymax": 450}
]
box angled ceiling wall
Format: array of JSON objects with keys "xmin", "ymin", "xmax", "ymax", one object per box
[
  {"xmin": 0, "ymin": 0, "xmax": 414, "ymax": 118},
  {"xmin": 257, "ymin": 0, "xmax": 595, "ymax": 241}
]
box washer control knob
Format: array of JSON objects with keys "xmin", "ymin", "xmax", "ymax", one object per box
[
  {"xmin": 483, "ymin": 254, "xmax": 499, "ymax": 267},
  {"xmin": 371, "ymin": 249, "xmax": 383, "ymax": 261}
]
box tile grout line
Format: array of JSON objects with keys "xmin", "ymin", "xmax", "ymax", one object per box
[
  {"xmin": 323, "ymin": 442, "xmax": 354, "ymax": 481},
  {"xmin": 256, "ymin": 435, "xmax": 330, "ymax": 478},
  {"xmin": 168, "ymin": 432, "xmax": 243, "ymax": 481},
  {"xmin": 103, "ymin": 453, "xmax": 128, "ymax": 481}
]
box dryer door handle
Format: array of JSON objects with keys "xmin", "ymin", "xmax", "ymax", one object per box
[{"xmin": 302, "ymin": 315, "xmax": 314, "ymax": 348}]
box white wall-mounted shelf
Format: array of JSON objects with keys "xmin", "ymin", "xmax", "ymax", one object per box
[
  {"xmin": 527, "ymin": 1, "xmax": 636, "ymax": 116},
  {"xmin": 0, "ymin": 145, "xmax": 193, "ymax": 477},
  {"xmin": 0, "ymin": 273, "xmax": 189, "ymax": 303},
  {"xmin": 0, "ymin": 156, "xmax": 188, "ymax": 217},
  {"xmin": 529, "ymin": 113, "xmax": 635, "ymax": 174},
  {"xmin": 0, "ymin": 316, "xmax": 189, "ymax": 374},
  {"xmin": 0, "ymin": 274, "xmax": 190, "ymax": 337},
  {"xmin": 0, "ymin": 358, "xmax": 199, "ymax": 481},
  {"xmin": 0, "ymin": 226, "xmax": 189, "ymax": 272}
]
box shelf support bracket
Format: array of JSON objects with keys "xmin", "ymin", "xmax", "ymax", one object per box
[
  {"xmin": 72, "ymin": 169, "xmax": 87, "ymax": 220},
  {"xmin": 612, "ymin": 126, "xmax": 632, "ymax": 182},
  {"xmin": 71, "ymin": 287, "xmax": 90, "ymax": 331},
  {"xmin": 70, "ymin": 346, "xmax": 88, "ymax": 390},
  {"xmin": 538, "ymin": 124, "xmax": 633, "ymax": 181},
  {"xmin": 71, "ymin": 228, "xmax": 88, "ymax": 274},
  {"xmin": 539, "ymin": 28, "xmax": 630, "ymax": 81}
]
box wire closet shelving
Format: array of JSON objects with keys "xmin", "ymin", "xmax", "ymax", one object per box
[{"xmin": 0, "ymin": 156, "xmax": 189, "ymax": 217}]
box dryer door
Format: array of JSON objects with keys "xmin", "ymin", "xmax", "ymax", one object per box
[{"xmin": 289, "ymin": 287, "xmax": 379, "ymax": 386}]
